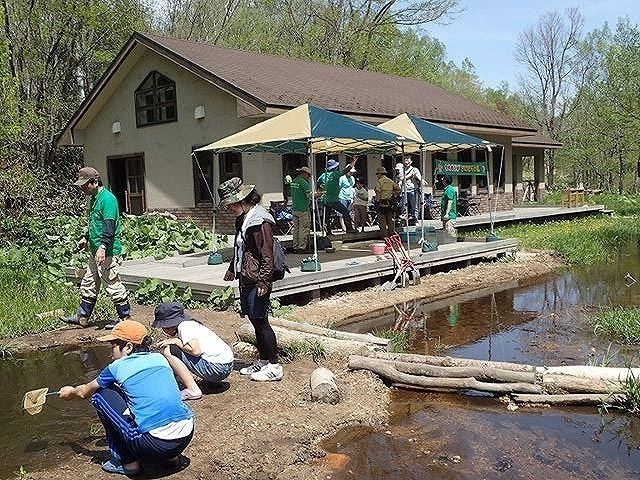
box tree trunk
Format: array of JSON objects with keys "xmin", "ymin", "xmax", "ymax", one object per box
[
  {"xmin": 269, "ymin": 317, "xmax": 390, "ymax": 346},
  {"xmin": 512, "ymin": 393, "xmax": 626, "ymax": 405},
  {"xmin": 348, "ymin": 355, "xmax": 543, "ymax": 394},
  {"xmin": 390, "ymin": 359, "xmax": 536, "ymax": 384},
  {"xmin": 310, "ymin": 367, "xmax": 340, "ymax": 404},
  {"xmin": 353, "ymin": 353, "xmax": 636, "ymax": 396},
  {"xmin": 236, "ymin": 323, "xmax": 382, "ymax": 356},
  {"xmin": 370, "ymin": 351, "xmax": 536, "ymax": 372}
]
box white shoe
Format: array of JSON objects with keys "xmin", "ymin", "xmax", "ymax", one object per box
[
  {"xmin": 240, "ymin": 360, "xmax": 268, "ymax": 375},
  {"xmin": 250, "ymin": 363, "xmax": 283, "ymax": 382}
]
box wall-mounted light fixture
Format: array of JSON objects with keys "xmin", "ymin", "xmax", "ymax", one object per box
[
  {"xmin": 112, "ymin": 121, "xmax": 121, "ymax": 134},
  {"xmin": 194, "ymin": 105, "xmax": 205, "ymax": 119}
]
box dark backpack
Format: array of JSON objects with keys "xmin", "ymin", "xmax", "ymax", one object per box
[{"xmin": 272, "ymin": 237, "xmax": 290, "ymax": 281}]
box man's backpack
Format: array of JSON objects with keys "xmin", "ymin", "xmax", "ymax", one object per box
[{"xmin": 273, "ymin": 237, "xmax": 290, "ymax": 281}]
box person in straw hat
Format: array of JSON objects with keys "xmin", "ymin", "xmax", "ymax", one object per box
[
  {"xmin": 58, "ymin": 320, "xmax": 194, "ymax": 475},
  {"xmin": 219, "ymin": 177, "xmax": 284, "ymax": 382}
]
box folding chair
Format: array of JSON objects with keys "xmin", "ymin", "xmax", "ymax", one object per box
[{"xmin": 269, "ymin": 201, "xmax": 294, "ymax": 235}]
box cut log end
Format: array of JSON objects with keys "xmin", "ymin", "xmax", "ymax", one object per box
[{"xmin": 310, "ymin": 367, "xmax": 341, "ymax": 405}]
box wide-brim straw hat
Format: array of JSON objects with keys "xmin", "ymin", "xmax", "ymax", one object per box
[{"xmin": 218, "ymin": 177, "xmax": 255, "ymax": 208}]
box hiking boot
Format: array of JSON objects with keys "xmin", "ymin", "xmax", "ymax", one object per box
[
  {"xmin": 240, "ymin": 360, "xmax": 268, "ymax": 375},
  {"xmin": 250, "ymin": 363, "xmax": 283, "ymax": 382}
]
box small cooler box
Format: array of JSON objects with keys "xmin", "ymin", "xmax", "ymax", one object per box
[{"xmin": 421, "ymin": 226, "xmax": 438, "ymax": 252}]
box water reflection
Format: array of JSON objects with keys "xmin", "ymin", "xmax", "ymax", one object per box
[
  {"xmin": 0, "ymin": 345, "xmax": 111, "ymax": 479},
  {"xmin": 327, "ymin": 243, "xmax": 640, "ymax": 479}
]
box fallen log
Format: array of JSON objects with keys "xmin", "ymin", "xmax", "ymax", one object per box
[
  {"xmin": 511, "ymin": 393, "xmax": 627, "ymax": 406},
  {"xmin": 236, "ymin": 324, "xmax": 381, "ymax": 356},
  {"xmin": 351, "ymin": 351, "xmax": 637, "ymax": 402},
  {"xmin": 541, "ymin": 373, "xmax": 623, "ymax": 394},
  {"xmin": 538, "ymin": 365, "xmax": 640, "ymax": 382},
  {"xmin": 392, "ymin": 359, "xmax": 536, "ymax": 384},
  {"xmin": 369, "ymin": 351, "xmax": 535, "ymax": 372},
  {"xmin": 348, "ymin": 355, "xmax": 543, "ymax": 394},
  {"xmin": 310, "ymin": 367, "xmax": 340, "ymax": 404},
  {"xmin": 269, "ymin": 317, "xmax": 390, "ymax": 346}
]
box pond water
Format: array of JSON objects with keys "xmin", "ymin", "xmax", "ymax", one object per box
[
  {"xmin": 324, "ymin": 245, "xmax": 640, "ymax": 479},
  {"xmin": 0, "ymin": 345, "xmax": 111, "ymax": 479},
  {"xmin": 3, "ymin": 246, "xmax": 640, "ymax": 478}
]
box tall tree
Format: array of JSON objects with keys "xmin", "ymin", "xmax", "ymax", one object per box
[
  {"xmin": 0, "ymin": 0, "xmax": 151, "ymax": 167},
  {"xmin": 574, "ymin": 19, "xmax": 640, "ymax": 192},
  {"xmin": 515, "ymin": 7, "xmax": 590, "ymax": 188},
  {"xmin": 157, "ymin": 0, "xmax": 461, "ymax": 70}
]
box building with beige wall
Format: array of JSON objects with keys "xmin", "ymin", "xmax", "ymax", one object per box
[{"xmin": 60, "ymin": 31, "xmax": 558, "ymax": 233}]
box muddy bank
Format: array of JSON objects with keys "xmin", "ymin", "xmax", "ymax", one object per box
[{"xmin": 9, "ymin": 250, "xmax": 564, "ymax": 480}]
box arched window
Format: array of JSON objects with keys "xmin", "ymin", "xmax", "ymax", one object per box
[{"xmin": 135, "ymin": 71, "xmax": 177, "ymax": 127}]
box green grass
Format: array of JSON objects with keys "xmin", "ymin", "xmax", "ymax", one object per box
[
  {"xmin": 0, "ymin": 267, "xmax": 79, "ymax": 338},
  {"xmin": 589, "ymin": 306, "xmax": 640, "ymax": 344},
  {"xmin": 487, "ymin": 216, "xmax": 640, "ymax": 266},
  {"xmin": 543, "ymin": 191, "xmax": 640, "ymax": 216},
  {"xmin": 280, "ymin": 339, "xmax": 327, "ymax": 363},
  {"xmin": 620, "ymin": 372, "xmax": 640, "ymax": 415},
  {"xmin": 375, "ymin": 329, "xmax": 410, "ymax": 353}
]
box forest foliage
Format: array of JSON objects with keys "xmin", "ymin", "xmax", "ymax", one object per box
[{"xmin": 1, "ymin": 1, "xmax": 639, "ymax": 207}]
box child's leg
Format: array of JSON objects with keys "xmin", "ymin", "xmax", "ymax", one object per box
[{"xmin": 162, "ymin": 345, "xmax": 202, "ymax": 396}]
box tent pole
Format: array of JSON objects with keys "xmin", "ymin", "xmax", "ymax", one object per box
[
  {"xmin": 420, "ymin": 147, "xmax": 426, "ymax": 243},
  {"xmin": 487, "ymin": 146, "xmax": 496, "ymax": 236},
  {"xmin": 489, "ymin": 146, "xmax": 505, "ymax": 240},
  {"xmin": 401, "ymin": 143, "xmax": 410, "ymax": 251},
  {"xmin": 308, "ymin": 141, "xmax": 320, "ymax": 269}
]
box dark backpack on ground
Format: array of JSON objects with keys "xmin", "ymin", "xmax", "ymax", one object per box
[
  {"xmin": 315, "ymin": 236, "xmax": 332, "ymax": 250},
  {"xmin": 273, "ymin": 237, "xmax": 290, "ymax": 281}
]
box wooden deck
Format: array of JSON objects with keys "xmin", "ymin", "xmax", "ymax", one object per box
[{"xmin": 107, "ymin": 204, "xmax": 606, "ymax": 300}]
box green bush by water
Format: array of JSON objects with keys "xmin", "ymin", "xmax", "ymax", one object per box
[
  {"xmin": 589, "ymin": 306, "xmax": 640, "ymax": 344},
  {"xmin": 491, "ymin": 216, "xmax": 640, "ymax": 266},
  {"xmin": 0, "ymin": 267, "xmax": 77, "ymax": 337},
  {"xmin": 0, "ymin": 213, "xmax": 230, "ymax": 338},
  {"xmin": 544, "ymin": 191, "xmax": 640, "ymax": 216}
]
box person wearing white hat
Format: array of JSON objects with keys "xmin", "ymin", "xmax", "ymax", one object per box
[
  {"xmin": 395, "ymin": 156, "xmax": 422, "ymax": 223},
  {"xmin": 317, "ymin": 158, "xmax": 358, "ymax": 235}
]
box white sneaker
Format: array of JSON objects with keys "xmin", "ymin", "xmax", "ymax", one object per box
[
  {"xmin": 250, "ymin": 363, "xmax": 283, "ymax": 382},
  {"xmin": 240, "ymin": 360, "xmax": 268, "ymax": 375}
]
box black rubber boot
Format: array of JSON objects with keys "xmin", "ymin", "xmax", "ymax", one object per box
[
  {"xmin": 60, "ymin": 297, "xmax": 95, "ymax": 328},
  {"xmin": 104, "ymin": 301, "xmax": 132, "ymax": 329},
  {"xmin": 115, "ymin": 301, "xmax": 132, "ymax": 320}
]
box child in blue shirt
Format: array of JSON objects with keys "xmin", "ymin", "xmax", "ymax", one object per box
[{"xmin": 59, "ymin": 320, "xmax": 194, "ymax": 476}]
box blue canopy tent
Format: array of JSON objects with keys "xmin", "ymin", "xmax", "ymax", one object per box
[
  {"xmin": 378, "ymin": 113, "xmax": 502, "ymax": 241},
  {"xmin": 195, "ymin": 103, "xmax": 411, "ymax": 269}
]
